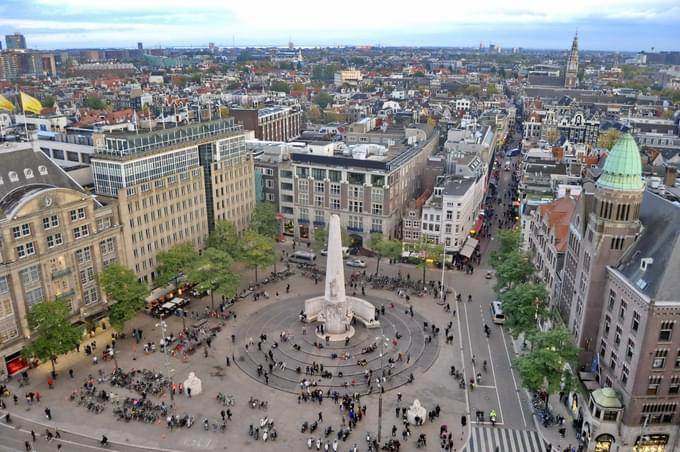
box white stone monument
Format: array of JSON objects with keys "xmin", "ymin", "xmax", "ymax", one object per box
[
  {"xmin": 406, "ymin": 399, "xmax": 427, "ymax": 425},
  {"xmin": 304, "ymin": 214, "xmax": 379, "ymax": 340},
  {"xmin": 183, "ymin": 371, "xmax": 202, "ymax": 396}
]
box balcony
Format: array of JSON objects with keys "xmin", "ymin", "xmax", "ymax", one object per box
[{"xmin": 52, "ymin": 268, "xmax": 72, "ymax": 280}]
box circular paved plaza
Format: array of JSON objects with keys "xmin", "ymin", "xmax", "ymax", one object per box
[{"xmin": 235, "ymin": 296, "xmax": 440, "ymax": 394}]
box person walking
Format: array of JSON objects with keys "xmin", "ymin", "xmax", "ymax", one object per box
[
  {"xmin": 31, "ymin": 430, "xmax": 36, "ymax": 442},
  {"xmin": 44, "ymin": 407, "xmax": 52, "ymax": 420}
]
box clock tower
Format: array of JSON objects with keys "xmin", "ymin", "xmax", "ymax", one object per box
[{"xmin": 565, "ymin": 32, "xmax": 579, "ymax": 89}]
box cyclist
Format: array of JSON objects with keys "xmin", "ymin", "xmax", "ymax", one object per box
[
  {"xmin": 100, "ymin": 435, "xmax": 109, "ymax": 446},
  {"xmin": 489, "ymin": 409, "xmax": 497, "ymax": 426}
]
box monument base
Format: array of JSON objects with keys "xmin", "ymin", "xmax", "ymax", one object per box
[{"xmin": 315, "ymin": 326, "xmax": 356, "ymax": 342}]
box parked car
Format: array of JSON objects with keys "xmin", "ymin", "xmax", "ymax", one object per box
[{"xmin": 346, "ymin": 258, "xmax": 367, "ymax": 268}]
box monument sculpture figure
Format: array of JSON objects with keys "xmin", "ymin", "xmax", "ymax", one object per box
[{"xmin": 304, "ymin": 214, "xmax": 379, "ymax": 340}]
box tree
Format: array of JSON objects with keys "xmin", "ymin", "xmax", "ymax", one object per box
[
  {"xmin": 207, "ymin": 220, "xmax": 241, "ymax": 257},
  {"xmin": 270, "ymin": 80, "xmax": 290, "ymax": 93},
  {"xmin": 313, "ymin": 92, "xmax": 334, "ymax": 109},
  {"xmin": 42, "ymin": 95, "xmax": 56, "ymax": 108},
  {"xmin": 499, "ymin": 283, "xmax": 549, "ymax": 338},
  {"xmin": 597, "ymin": 128, "xmax": 621, "ymax": 150},
  {"xmin": 155, "ymin": 242, "xmax": 199, "ymax": 286},
  {"xmin": 305, "ymin": 105, "xmax": 323, "ymax": 123},
  {"xmin": 99, "ymin": 264, "xmax": 148, "ymax": 332},
  {"xmin": 187, "ymin": 248, "xmax": 240, "ymax": 310},
  {"xmin": 413, "ymin": 237, "xmax": 445, "ymax": 289},
  {"xmin": 369, "ymin": 234, "xmax": 403, "ymax": 275},
  {"xmin": 494, "ymin": 250, "xmax": 534, "ymax": 290},
  {"xmin": 240, "ymin": 230, "xmax": 276, "ymax": 283},
  {"xmin": 251, "ymin": 202, "xmax": 280, "ymax": 238},
  {"xmin": 84, "ymin": 96, "xmax": 106, "ymax": 110},
  {"xmin": 513, "ymin": 326, "xmax": 579, "ymax": 408},
  {"xmin": 312, "ymin": 224, "xmax": 350, "ymax": 253},
  {"xmin": 22, "ymin": 299, "xmax": 82, "ymax": 376},
  {"xmin": 492, "ymin": 229, "xmax": 521, "ymax": 259}
]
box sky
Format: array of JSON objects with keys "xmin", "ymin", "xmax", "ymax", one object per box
[{"xmin": 0, "ymin": 0, "xmax": 679, "ymax": 51}]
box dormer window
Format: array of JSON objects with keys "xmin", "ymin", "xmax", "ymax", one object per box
[
  {"xmin": 24, "ymin": 168, "xmax": 34, "ymax": 179},
  {"xmin": 38, "ymin": 165, "xmax": 48, "ymax": 175},
  {"xmin": 8, "ymin": 171, "xmax": 18, "ymax": 182}
]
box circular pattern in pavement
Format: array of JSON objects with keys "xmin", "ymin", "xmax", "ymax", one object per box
[{"xmin": 234, "ymin": 296, "xmax": 440, "ymax": 394}]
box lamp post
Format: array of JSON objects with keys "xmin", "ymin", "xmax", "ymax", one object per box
[
  {"xmin": 156, "ymin": 314, "xmax": 175, "ymax": 409},
  {"xmin": 438, "ymin": 251, "xmax": 447, "ymax": 305},
  {"xmin": 376, "ymin": 331, "xmax": 390, "ymax": 444}
]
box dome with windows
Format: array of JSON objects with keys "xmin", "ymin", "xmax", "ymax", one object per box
[{"xmin": 596, "ymin": 133, "xmax": 645, "ymax": 191}]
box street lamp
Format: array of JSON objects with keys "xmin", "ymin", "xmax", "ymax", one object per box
[
  {"xmin": 438, "ymin": 251, "xmax": 447, "ymax": 305},
  {"xmin": 375, "ymin": 332, "xmax": 390, "ymax": 444},
  {"xmin": 156, "ymin": 314, "xmax": 175, "ymax": 409}
]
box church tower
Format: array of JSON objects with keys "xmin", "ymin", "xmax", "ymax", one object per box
[{"xmin": 565, "ymin": 32, "xmax": 579, "ymax": 88}]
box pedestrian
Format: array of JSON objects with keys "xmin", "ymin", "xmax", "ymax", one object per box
[
  {"xmin": 24, "ymin": 441, "xmax": 31, "ymax": 452},
  {"xmin": 31, "ymin": 430, "xmax": 36, "ymax": 442},
  {"xmin": 55, "ymin": 430, "xmax": 61, "ymax": 439},
  {"xmin": 68, "ymin": 369, "xmax": 74, "ymax": 378},
  {"xmin": 44, "ymin": 407, "xmax": 52, "ymax": 420},
  {"xmin": 187, "ymin": 387, "xmax": 192, "ymax": 398},
  {"xmin": 395, "ymin": 407, "xmax": 400, "ymax": 417},
  {"xmin": 318, "ymin": 411, "xmax": 323, "ymax": 422}
]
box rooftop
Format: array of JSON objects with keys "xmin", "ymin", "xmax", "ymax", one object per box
[{"xmin": 596, "ymin": 133, "xmax": 645, "ymax": 192}]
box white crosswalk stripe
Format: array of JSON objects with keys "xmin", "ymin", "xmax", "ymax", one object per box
[{"xmin": 465, "ymin": 426, "xmax": 546, "ymax": 452}]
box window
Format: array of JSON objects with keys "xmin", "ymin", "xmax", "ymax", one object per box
[
  {"xmin": 96, "ymin": 217, "xmax": 111, "ymax": 231},
  {"xmin": 328, "ymin": 170, "xmax": 341, "ymax": 182},
  {"xmin": 299, "ymin": 208, "xmax": 308, "ymax": 221},
  {"xmin": 46, "ymin": 233, "xmax": 63, "ymax": 248},
  {"xmin": 12, "ymin": 223, "xmax": 31, "ymax": 239},
  {"xmin": 626, "ymin": 339, "xmax": 635, "ymax": 361},
  {"xmin": 619, "ymin": 300, "xmax": 627, "ymax": 320},
  {"xmin": 349, "ymin": 186, "xmax": 363, "ymax": 199},
  {"xmin": 607, "ymin": 289, "xmax": 616, "ymax": 312},
  {"xmin": 610, "ymin": 351, "xmax": 617, "ymax": 371},
  {"xmin": 660, "ymin": 321, "xmax": 674, "ymax": 342},
  {"xmin": 52, "ymin": 149, "xmax": 64, "ymax": 159},
  {"xmin": 265, "ymin": 193, "xmax": 274, "ymax": 201},
  {"xmin": 670, "ymin": 377, "xmax": 680, "ymax": 395},
  {"xmin": 632, "ymin": 311, "xmax": 640, "ymax": 333},
  {"xmin": 371, "ymin": 188, "xmax": 384, "ymax": 203},
  {"xmin": 331, "ymin": 198, "xmax": 341, "ymax": 210},
  {"xmin": 296, "ymin": 167, "xmax": 309, "ymax": 178},
  {"xmin": 371, "ymin": 218, "xmax": 383, "ymax": 233},
  {"xmin": 83, "ymin": 287, "xmax": 98, "ymax": 305},
  {"xmin": 604, "ymin": 314, "xmax": 611, "ymax": 335},
  {"xmin": 445, "ymin": 224, "xmax": 452, "ymax": 234},
  {"xmin": 372, "ymin": 203, "xmax": 383, "ymax": 216},
  {"xmin": 648, "ymin": 376, "xmax": 662, "ymax": 395},
  {"xmin": 99, "ymin": 238, "xmax": 115, "ymax": 255},
  {"xmin": 330, "ymin": 184, "xmax": 341, "ymax": 196},
  {"xmin": 16, "ymin": 242, "xmax": 35, "ymax": 259},
  {"xmin": 348, "ymin": 215, "xmax": 362, "ymax": 231},
  {"xmin": 675, "ymin": 351, "xmax": 680, "ymax": 369},
  {"xmin": 265, "ymin": 179, "xmax": 274, "ymax": 189},
  {"xmin": 315, "ymin": 210, "xmax": 324, "ymax": 224},
  {"xmin": 621, "ymin": 364, "xmax": 629, "ymax": 385},
  {"xmin": 349, "ymin": 201, "xmax": 363, "ymax": 213},
  {"xmin": 602, "ymin": 411, "xmax": 618, "ymax": 422},
  {"xmin": 653, "ymin": 349, "xmax": 668, "ymax": 369},
  {"xmin": 79, "ymin": 267, "xmax": 96, "ymax": 285},
  {"xmin": 298, "ymin": 193, "xmax": 308, "ymax": 205},
  {"xmin": 75, "ymin": 247, "xmax": 92, "ymax": 264},
  {"xmin": 67, "ymin": 151, "xmax": 79, "ymax": 162},
  {"xmin": 25, "ymin": 287, "xmax": 43, "ymax": 308},
  {"xmin": 0, "ymin": 276, "xmax": 8, "ymax": 295},
  {"xmin": 315, "ymin": 195, "xmax": 324, "ymax": 207},
  {"xmin": 73, "ymin": 225, "xmax": 90, "ymax": 240},
  {"xmin": 70, "ymin": 208, "xmax": 86, "ymax": 222},
  {"xmin": 614, "ymin": 326, "xmax": 622, "ymax": 346},
  {"xmin": 43, "ymin": 215, "xmax": 59, "ymax": 230},
  {"xmin": 298, "ymin": 179, "xmax": 308, "ymax": 192},
  {"xmin": 20, "ymin": 266, "xmax": 40, "ymax": 286}
]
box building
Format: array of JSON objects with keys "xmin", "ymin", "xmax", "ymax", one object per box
[
  {"xmin": 90, "ymin": 118, "xmax": 253, "ymax": 283},
  {"xmin": 527, "ymin": 196, "xmax": 577, "ymax": 306},
  {"xmin": 231, "ymin": 106, "xmax": 301, "ymax": 142},
  {"xmin": 334, "ymin": 69, "xmax": 363, "ymax": 87},
  {"xmin": 590, "ymin": 190, "xmax": 680, "ymax": 451},
  {"xmin": 0, "ymin": 143, "xmax": 123, "ymax": 382},
  {"xmin": 559, "ymin": 134, "xmax": 645, "ymax": 362},
  {"xmin": 289, "ymin": 124, "xmax": 438, "ymax": 245},
  {"xmin": 564, "ymin": 33, "xmax": 579, "ymax": 89},
  {"xmin": 5, "ymin": 33, "xmax": 26, "ymax": 50}
]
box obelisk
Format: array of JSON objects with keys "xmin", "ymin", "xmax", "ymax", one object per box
[{"xmin": 321, "ymin": 214, "xmax": 353, "ymax": 334}]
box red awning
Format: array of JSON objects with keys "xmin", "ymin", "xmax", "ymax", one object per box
[
  {"xmin": 470, "ymin": 216, "xmax": 484, "ymax": 235},
  {"xmin": 6, "ymin": 357, "xmax": 29, "ymax": 376}
]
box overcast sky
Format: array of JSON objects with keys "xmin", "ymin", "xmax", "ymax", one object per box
[{"xmin": 1, "ymin": 0, "xmax": 679, "ymax": 51}]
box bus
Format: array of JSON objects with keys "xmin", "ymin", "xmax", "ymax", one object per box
[
  {"xmin": 288, "ymin": 251, "xmax": 317, "ymax": 265},
  {"xmin": 490, "ymin": 301, "xmax": 505, "ymax": 324}
]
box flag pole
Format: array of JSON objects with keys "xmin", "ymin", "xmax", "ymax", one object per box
[{"xmin": 21, "ymin": 96, "xmax": 29, "ymax": 140}]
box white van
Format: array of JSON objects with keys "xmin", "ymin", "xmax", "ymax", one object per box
[
  {"xmin": 288, "ymin": 251, "xmax": 317, "ymax": 265},
  {"xmin": 321, "ymin": 247, "xmax": 350, "ymax": 258},
  {"xmin": 490, "ymin": 301, "xmax": 505, "ymax": 324}
]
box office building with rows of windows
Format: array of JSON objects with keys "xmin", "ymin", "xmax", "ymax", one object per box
[
  {"xmin": 0, "ymin": 142, "xmax": 122, "ymax": 382},
  {"xmin": 90, "ymin": 118, "xmax": 254, "ymax": 283}
]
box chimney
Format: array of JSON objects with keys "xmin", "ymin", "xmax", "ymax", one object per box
[{"xmin": 664, "ymin": 166, "xmax": 677, "ymax": 188}]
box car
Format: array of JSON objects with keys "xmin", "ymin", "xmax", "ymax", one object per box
[{"xmin": 346, "ymin": 258, "xmax": 367, "ymax": 268}]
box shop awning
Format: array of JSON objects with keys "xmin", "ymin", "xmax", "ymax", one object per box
[
  {"xmin": 470, "ymin": 216, "xmax": 484, "ymax": 235},
  {"xmin": 460, "ymin": 237, "xmax": 479, "ymax": 258}
]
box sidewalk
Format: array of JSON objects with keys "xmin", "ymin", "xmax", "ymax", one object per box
[{"xmin": 509, "ymin": 336, "xmax": 581, "ymax": 452}]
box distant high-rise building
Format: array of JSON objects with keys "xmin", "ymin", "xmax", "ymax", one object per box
[
  {"xmin": 5, "ymin": 32, "xmax": 26, "ymax": 49},
  {"xmin": 564, "ymin": 32, "xmax": 579, "ymax": 88},
  {"xmin": 137, "ymin": 42, "xmax": 143, "ymax": 50}
]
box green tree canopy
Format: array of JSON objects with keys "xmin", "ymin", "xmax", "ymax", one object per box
[
  {"xmin": 412, "ymin": 237, "xmax": 445, "ymax": 289},
  {"xmin": 513, "ymin": 326, "xmax": 579, "ymax": 406},
  {"xmin": 187, "ymin": 248, "xmax": 240, "ymax": 309},
  {"xmin": 240, "ymin": 230, "xmax": 277, "ymax": 282},
  {"xmin": 84, "ymin": 95, "xmax": 107, "ymax": 110},
  {"xmin": 99, "ymin": 263, "xmax": 148, "ymax": 332},
  {"xmin": 313, "ymin": 92, "xmax": 334, "ymax": 109},
  {"xmin": 207, "ymin": 220, "xmax": 241, "ymax": 257},
  {"xmin": 500, "ymin": 283, "xmax": 549, "ymax": 338},
  {"xmin": 42, "ymin": 95, "xmax": 56, "ymax": 108},
  {"xmin": 252, "ymin": 202, "xmax": 280, "ymax": 238},
  {"xmin": 494, "ymin": 229, "xmax": 521, "ymax": 257},
  {"xmin": 312, "ymin": 225, "xmax": 350, "ymax": 253},
  {"xmin": 22, "ymin": 298, "xmax": 83, "ymax": 374},
  {"xmin": 270, "ymin": 80, "xmax": 290, "ymax": 93},
  {"xmin": 155, "ymin": 242, "xmax": 199, "ymax": 286},
  {"xmin": 369, "ymin": 233, "xmax": 403, "ymax": 275},
  {"xmin": 493, "ymin": 249, "xmax": 534, "ymax": 290}
]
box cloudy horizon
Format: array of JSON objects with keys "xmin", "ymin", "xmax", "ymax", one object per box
[{"xmin": 0, "ymin": 0, "xmax": 679, "ymax": 51}]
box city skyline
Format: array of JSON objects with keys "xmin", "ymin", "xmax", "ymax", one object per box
[{"xmin": 0, "ymin": 0, "xmax": 679, "ymax": 51}]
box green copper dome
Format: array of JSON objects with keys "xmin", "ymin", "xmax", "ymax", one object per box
[{"xmin": 597, "ymin": 133, "xmax": 645, "ymax": 191}]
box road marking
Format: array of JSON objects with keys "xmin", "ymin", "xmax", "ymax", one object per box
[
  {"xmin": 454, "ymin": 286, "xmax": 472, "ymax": 447},
  {"xmin": 500, "ymin": 326, "xmax": 528, "ymax": 428},
  {"xmin": 0, "ymin": 420, "xmax": 118, "ymax": 451},
  {"xmin": 480, "ymin": 305, "xmax": 504, "ymax": 427}
]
